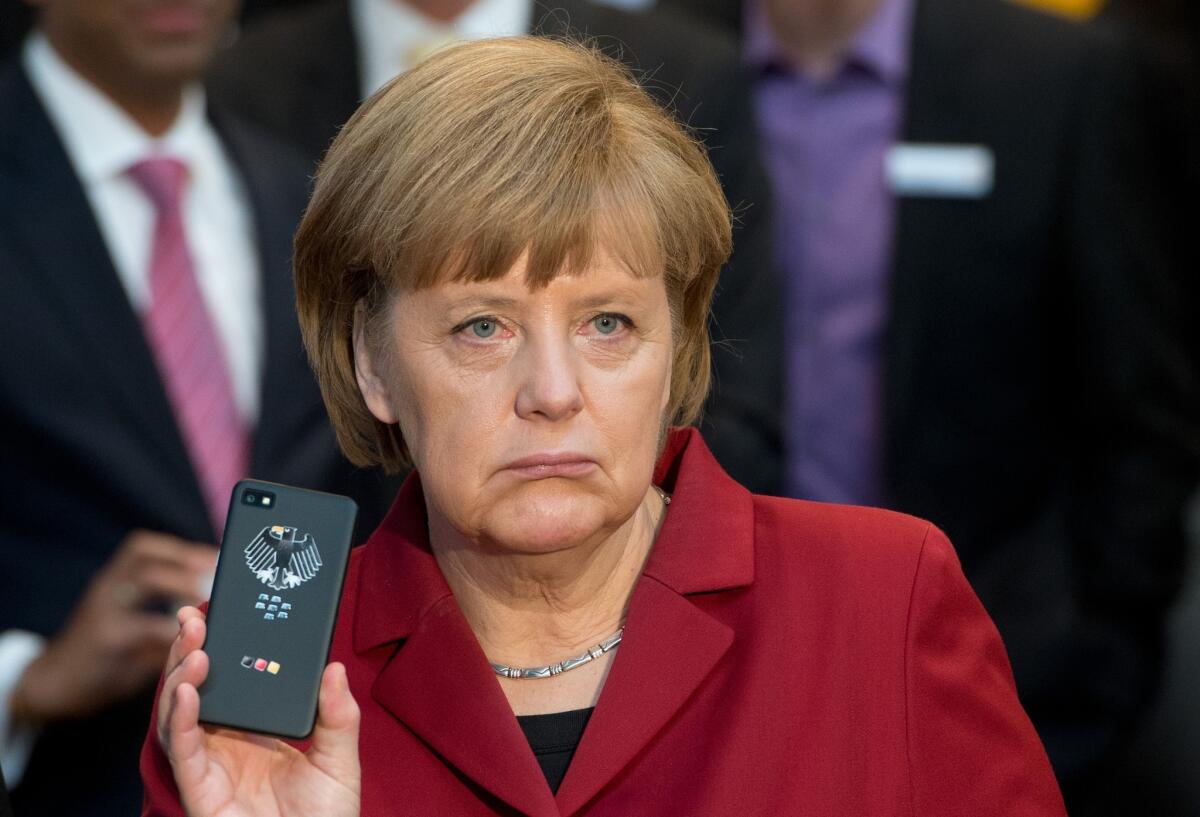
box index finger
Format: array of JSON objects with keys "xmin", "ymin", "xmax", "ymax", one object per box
[{"xmin": 157, "ymin": 642, "xmax": 209, "ymax": 753}]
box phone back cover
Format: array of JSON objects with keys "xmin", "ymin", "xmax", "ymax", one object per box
[{"xmin": 199, "ymin": 480, "xmax": 357, "ymax": 738}]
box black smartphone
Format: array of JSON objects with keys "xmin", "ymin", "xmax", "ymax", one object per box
[{"xmin": 198, "ymin": 479, "xmax": 357, "ymax": 739}]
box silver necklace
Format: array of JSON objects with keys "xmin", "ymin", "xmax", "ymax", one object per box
[{"xmin": 490, "ymin": 627, "xmax": 625, "ymax": 680}]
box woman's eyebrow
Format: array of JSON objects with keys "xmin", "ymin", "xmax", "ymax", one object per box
[
  {"xmin": 570, "ymin": 289, "xmax": 644, "ymax": 310},
  {"xmin": 441, "ymin": 289, "xmax": 645, "ymax": 313},
  {"xmin": 442, "ymin": 295, "xmax": 522, "ymax": 312}
]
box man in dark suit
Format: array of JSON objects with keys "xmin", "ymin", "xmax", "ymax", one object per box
[
  {"xmin": 0, "ymin": 1, "xmax": 389, "ymax": 814},
  {"xmin": 204, "ymin": 0, "xmax": 783, "ymax": 496},
  {"xmin": 667, "ymin": 0, "xmax": 1198, "ymax": 807},
  {"xmin": 1100, "ymin": 0, "xmax": 1200, "ymax": 363}
]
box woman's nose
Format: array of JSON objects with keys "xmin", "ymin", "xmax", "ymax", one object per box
[{"xmin": 514, "ymin": 334, "xmax": 585, "ymax": 422}]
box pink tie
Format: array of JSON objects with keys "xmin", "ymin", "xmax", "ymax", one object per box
[{"xmin": 129, "ymin": 157, "xmax": 249, "ymax": 535}]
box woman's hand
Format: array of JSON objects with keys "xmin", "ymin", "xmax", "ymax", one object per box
[{"xmin": 157, "ymin": 607, "xmax": 361, "ymax": 817}]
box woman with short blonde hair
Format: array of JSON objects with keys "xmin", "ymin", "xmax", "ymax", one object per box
[
  {"xmin": 143, "ymin": 36, "xmax": 1065, "ymax": 817},
  {"xmin": 294, "ymin": 35, "xmax": 730, "ymax": 472}
]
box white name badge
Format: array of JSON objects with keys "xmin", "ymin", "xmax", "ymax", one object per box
[{"xmin": 885, "ymin": 144, "xmax": 995, "ymax": 199}]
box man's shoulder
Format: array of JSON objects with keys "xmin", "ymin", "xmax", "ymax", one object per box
[
  {"xmin": 925, "ymin": 0, "xmax": 1126, "ymax": 74},
  {"xmin": 0, "ymin": 59, "xmax": 43, "ymax": 171},
  {"xmin": 0, "ymin": 55, "xmax": 24, "ymax": 109},
  {"xmin": 209, "ymin": 104, "xmax": 312, "ymax": 170},
  {"xmin": 206, "ymin": 0, "xmax": 355, "ymax": 163},
  {"xmin": 540, "ymin": 0, "xmax": 744, "ymax": 107},
  {"xmin": 908, "ymin": 0, "xmax": 1131, "ymax": 147},
  {"xmin": 0, "ymin": 59, "xmax": 83, "ymax": 237},
  {"xmin": 216, "ymin": 0, "xmax": 348, "ymax": 73},
  {"xmin": 208, "ymin": 104, "xmax": 314, "ymax": 206},
  {"xmin": 543, "ymin": 0, "xmax": 739, "ymax": 64}
]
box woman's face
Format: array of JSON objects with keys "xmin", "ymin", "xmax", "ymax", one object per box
[{"xmin": 355, "ymin": 250, "xmax": 673, "ymax": 555}]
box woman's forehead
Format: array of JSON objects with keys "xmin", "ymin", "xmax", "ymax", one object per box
[
  {"xmin": 407, "ymin": 254, "xmax": 666, "ymax": 311},
  {"xmin": 420, "ymin": 245, "xmax": 661, "ymax": 295}
]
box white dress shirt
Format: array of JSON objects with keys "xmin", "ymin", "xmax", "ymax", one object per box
[
  {"xmin": 0, "ymin": 633, "xmax": 43, "ymax": 788},
  {"xmin": 0, "ymin": 33, "xmax": 263, "ymax": 788},
  {"xmin": 350, "ymin": 0, "xmax": 532, "ymax": 98},
  {"xmin": 23, "ymin": 33, "xmax": 262, "ymax": 421}
]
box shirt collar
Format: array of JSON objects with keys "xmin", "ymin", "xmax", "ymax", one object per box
[
  {"xmin": 350, "ymin": 0, "xmax": 533, "ymax": 98},
  {"xmin": 21, "ymin": 31, "xmax": 211, "ymax": 186},
  {"xmin": 744, "ymin": 0, "xmax": 915, "ymax": 87}
]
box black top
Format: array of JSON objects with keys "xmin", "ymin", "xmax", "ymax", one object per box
[{"xmin": 516, "ymin": 707, "xmax": 594, "ymax": 794}]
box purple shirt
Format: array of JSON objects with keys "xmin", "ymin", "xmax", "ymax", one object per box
[{"xmin": 746, "ymin": 0, "xmax": 915, "ymax": 505}]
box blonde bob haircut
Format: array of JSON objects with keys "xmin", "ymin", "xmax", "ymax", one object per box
[{"xmin": 294, "ymin": 36, "xmax": 733, "ymax": 473}]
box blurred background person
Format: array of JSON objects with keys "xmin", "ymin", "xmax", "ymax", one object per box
[
  {"xmin": 0, "ymin": 1, "xmax": 391, "ymax": 814},
  {"xmin": 1096, "ymin": 0, "xmax": 1200, "ymax": 366},
  {"xmin": 659, "ymin": 0, "xmax": 1200, "ymax": 812},
  {"xmin": 203, "ymin": 0, "xmax": 784, "ymax": 495}
]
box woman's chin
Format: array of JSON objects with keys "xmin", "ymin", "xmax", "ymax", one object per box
[{"xmin": 482, "ymin": 491, "xmax": 615, "ymax": 554}]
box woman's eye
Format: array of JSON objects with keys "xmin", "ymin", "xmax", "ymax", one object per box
[
  {"xmin": 591, "ymin": 314, "xmax": 624, "ymax": 335},
  {"xmin": 467, "ymin": 318, "xmax": 498, "ymax": 339}
]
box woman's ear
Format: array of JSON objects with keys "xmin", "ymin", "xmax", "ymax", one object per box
[{"xmin": 352, "ymin": 301, "xmax": 399, "ymax": 425}]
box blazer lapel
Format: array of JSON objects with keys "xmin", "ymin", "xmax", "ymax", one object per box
[
  {"xmin": 373, "ymin": 599, "xmax": 561, "ymax": 817},
  {"xmin": 554, "ymin": 578, "xmax": 734, "ymax": 815},
  {"xmin": 0, "ymin": 65, "xmax": 207, "ymax": 535},
  {"xmin": 353, "ymin": 478, "xmax": 560, "ymax": 817},
  {"xmin": 557, "ymin": 429, "xmax": 752, "ymax": 814}
]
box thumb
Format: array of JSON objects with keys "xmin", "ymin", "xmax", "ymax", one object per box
[{"xmin": 307, "ymin": 662, "xmax": 361, "ymax": 784}]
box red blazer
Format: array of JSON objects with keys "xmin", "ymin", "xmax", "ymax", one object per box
[{"xmin": 142, "ymin": 429, "xmax": 1065, "ymax": 816}]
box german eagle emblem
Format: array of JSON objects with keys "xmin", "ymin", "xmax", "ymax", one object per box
[{"xmin": 245, "ymin": 525, "xmax": 322, "ymax": 591}]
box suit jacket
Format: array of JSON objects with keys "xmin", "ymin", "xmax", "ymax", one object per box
[
  {"xmin": 1100, "ymin": 0, "xmax": 1200, "ymax": 363},
  {"xmin": 0, "ymin": 61, "xmax": 392, "ymax": 817},
  {"xmin": 889, "ymin": 0, "xmax": 1198, "ymax": 788},
  {"xmin": 141, "ymin": 427, "xmax": 1065, "ymax": 817},
  {"xmin": 667, "ymin": 0, "xmax": 1200, "ymax": 791},
  {"xmin": 205, "ymin": 0, "xmax": 784, "ymax": 495}
]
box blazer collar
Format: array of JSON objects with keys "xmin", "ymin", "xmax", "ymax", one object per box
[
  {"xmin": 352, "ymin": 428, "xmax": 754, "ymax": 815},
  {"xmin": 351, "ymin": 471, "xmax": 450, "ymax": 652},
  {"xmin": 645, "ymin": 427, "xmax": 757, "ymax": 594}
]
